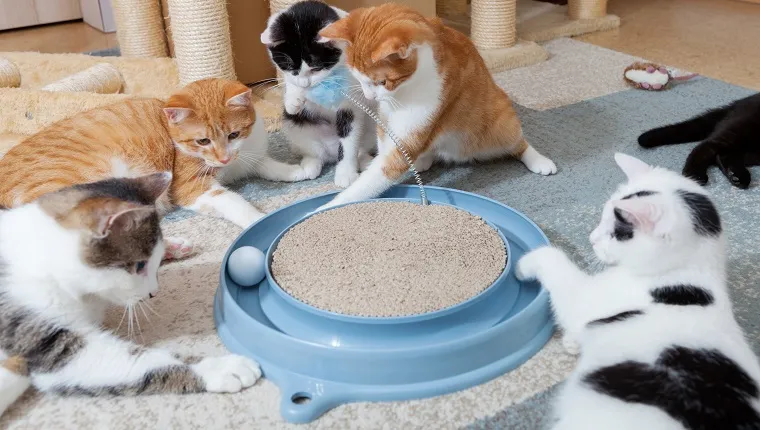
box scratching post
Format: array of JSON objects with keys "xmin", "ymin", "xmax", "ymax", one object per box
[
  {"xmin": 469, "ymin": 0, "xmax": 548, "ymax": 73},
  {"xmin": 111, "ymin": 0, "xmax": 168, "ymax": 58},
  {"xmin": 471, "ymin": 0, "xmax": 517, "ymax": 50},
  {"xmin": 166, "ymin": 0, "xmax": 236, "ymax": 85},
  {"xmin": 0, "ymin": 57, "xmax": 21, "ymax": 88},
  {"xmin": 568, "ymin": 0, "xmax": 608, "ymax": 20},
  {"xmin": 42, "ymin": 64, "xmax": 124, "ymax": 94}
]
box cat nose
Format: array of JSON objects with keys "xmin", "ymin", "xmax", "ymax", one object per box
[
  {"xmin": 219, "ymin": 156, "xmax": 231, "ymax": 165},
  {"xmin": 148, "ymin": 293, "xmax": 155, "ymax": 299}
]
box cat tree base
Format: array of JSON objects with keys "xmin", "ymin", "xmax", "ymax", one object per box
[
  {"xmin": 519, "ymin": 13, "xmax": 620, "ymax": 42},
  {"xmin": 478, "ymin": 40, "xmax": 549, "ymax": 73}
]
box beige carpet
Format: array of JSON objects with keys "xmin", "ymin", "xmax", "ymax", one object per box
[{"xmin": 1, "ymin": 39, "xmax": 646, "ymax": 429}]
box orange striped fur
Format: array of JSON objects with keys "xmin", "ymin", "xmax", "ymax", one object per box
[{"xmin": 0, "ymin": 79, "xmax": 270, "ymax": 228}]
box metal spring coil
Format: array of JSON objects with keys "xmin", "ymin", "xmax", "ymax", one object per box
[{"xmin": 339, "ymin": 90, "xmax": 429, "ymax": 205}]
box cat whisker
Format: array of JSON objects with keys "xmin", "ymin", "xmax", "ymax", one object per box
[
  {"xmin": 141, "ymin": 300, "xmax": 161, "ymax": 318},
  {"xmin": 115, "ymin": 306, "xmax": 128, "ymax": 334},
  {"xmin": 137, "ymin": 301, "xmax": 154, "ymax": 327}
]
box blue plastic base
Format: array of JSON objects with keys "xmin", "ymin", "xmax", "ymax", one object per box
[{"xmin": 214, "ymin": 186, "xmax": 554, "ymax": 423}]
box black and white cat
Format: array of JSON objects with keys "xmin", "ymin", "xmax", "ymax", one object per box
[
  {"xmin": 639, "ymin": 92, "xmax": 760, "ymax": 189},
  {"xmin": 517, "ymin": 153, "xmax": 760, "ymax": 430},
  {"xmin": 0, "ymin": 174, "xmax": 259, "ymax": 416},
  {"xmin": 261, "ymin": 0, "xmax": 376, "ymax": 188}
]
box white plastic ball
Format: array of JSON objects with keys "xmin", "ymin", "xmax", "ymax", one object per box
[{"xmin": 227, "ymin": 246, "xmax": 267, "ymax": 287}]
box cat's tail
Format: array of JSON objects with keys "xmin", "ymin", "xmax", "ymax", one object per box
[
  {"xmin": 638, "ymin": 105, "xmax": 730, "ymax": 148},
  {"xmin": 0, "ymin": 357, "xmax": 30, "ymax": 417}
]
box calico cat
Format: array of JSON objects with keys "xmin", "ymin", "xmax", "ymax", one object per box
[
  {"xmin": 316, "ymin": 3, "xmax": 557, "ymax": 209},
  {"xmin": 517, "ymin": 153, "xmax": 760, "ymax": 430},
  {"xmin": 0, "ymin": 174, "xmax": 259, "ymax": 417},
  {"xmin": 261, "ymin": 0, "xmax": 377, "ymax": 188},
  {"xmin": 639, "ymin": 92, "xmax": 760, "ymax": 189},
  {"xmin": 0, "ymin": 78, "xmax": 318, "ymax": 234}
]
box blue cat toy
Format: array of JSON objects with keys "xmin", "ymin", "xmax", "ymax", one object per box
[{"xmin": 304, "ymin": 66, "xmax": 351, "ymax": 109}]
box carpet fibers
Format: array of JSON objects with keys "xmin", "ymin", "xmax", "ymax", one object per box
[{"xmin": 1, "ymin": 41, "xmax": 757, "ymax": 429}]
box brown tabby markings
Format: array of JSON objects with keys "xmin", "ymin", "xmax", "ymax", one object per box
[
  {"xmin": 1, "ymin": 357, "xmax": 28, "ymax": 376},
  {"xmin": 320, "ymin": 4, "xmax": 532, "ymax": 179},
  {"xmin": 0, "ymin": 79, "xmax": 260, "ymax": 226}
]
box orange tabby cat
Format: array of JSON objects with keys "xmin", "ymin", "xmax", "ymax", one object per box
[
  {"xmin": 316, "ymin": 3, "xmax": 557, "ymax": 209},
  {"xmin": 0, "ymin": 78, "xmax": 318, "ymax": 255}
]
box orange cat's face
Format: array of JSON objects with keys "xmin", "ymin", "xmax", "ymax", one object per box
[
  {"xmin": 318, "ymin": 5, "xmax": 434, "ymax": 101},
  {"xmin": 163, "ymin": 79, "xmax": 255, "ymax": 167}
]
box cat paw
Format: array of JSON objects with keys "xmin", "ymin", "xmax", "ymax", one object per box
[
  {"xmin": 296, "ymin": 158, "xmax": 322, "ymax": 181},
  {"xmin": 193, "ymin": 355, "xmax": 262, "ymax": 393},
  {"xmin": 516, "ymin": 246, "xmax": 564, "ymax": 282},
  {"xmin": 163, "ymin": 237, "xmax": 195, "ymax": 261},
  {"xmin": 521, "ymin": 148, "xmax": 558, "ymax": 176},
  {"xmin": 727, "ymin": 168, "xmax": 751, "ymax": 189},
  {"xmin": 683, "ymin": 168, "xmax": 709, "ymax": 186},
  {"xmin": 562, "ymin": 335, "xmax": 581, "ymax": 356},
  {"xmin": 334, "ymin": 163, "xmax": 359, "ymax": 188},
  {"xmin": 284, "ymin": 92, "xmax": 307, "ymax": 115}
]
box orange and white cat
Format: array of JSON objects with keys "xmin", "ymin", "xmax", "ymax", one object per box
[
  {"xmin": 0, "ymin": 78, "xmax": 318, "ymax": 253},
  {"xmin": 317, "ymin": 3, "xmax": 557, "ymax": 208}
]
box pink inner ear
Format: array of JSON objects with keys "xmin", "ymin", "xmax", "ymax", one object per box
[
  {"xmin": 226, "ymin": 90, "xmax": 252, "ymax": 107},
  {"xmin": 163, "ymin": 108, "xmax": 192, "ymax": 124},
  {"xmin": 615, "ymin": 199, "xmax": 661, "ymax": 233}
]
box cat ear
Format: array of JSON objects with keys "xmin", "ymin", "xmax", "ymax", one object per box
[
  {"xmin": 261, "ymin": 12, "xmax": 285, "ymax": 47},
  {"xmin": 371, "ymin": 37, "xmax": 412, "ymax": 63},
  {"xmin": 132, "ymin": 172, "xmax": 172, "ymax": 203},
  {"xmin": 614, "ymin": 199, "xmax": 662, "ymax": 233},
  {"xmin": 94, "ymin": 206, "xmax": 154, "ymax": 239},
  {"xmin": 330, "ymin": 6, "xmax": 349, "ymax": 19},
  {"xmin": 163, "ymin": 107, "xmax": 192, "ymax": 124},
  {"xmin": 226, "ymin": 88, "xmax": 252, "ymax": 107},
  {"xmin": 614, "ymin": 153, "xmax": 652, "ymax": 181},
  {"xmin": 319, "ymin": 17, "xmax": 353, "ymax": 46}
]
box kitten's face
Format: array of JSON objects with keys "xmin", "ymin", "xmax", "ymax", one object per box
[
  {"xmin": 319, "ymin": 4, "xmax": 432, "ymax": 101},
  {"xmin": 38, "ymin": 173, "xmax": 171, "ymax": 305},
  {"xmin": 163, "ymin": 79, "xmax": 256, "ymax": 168},
  {"xmin": 589, "ymin": 154, "xmax": 721, "ymax": 272},
  {"xmin": 261, "ymin": 1, "xmax": 345, "ymax": 89}
]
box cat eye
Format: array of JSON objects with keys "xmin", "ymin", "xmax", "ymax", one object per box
[
  {"xmin": 377, "ymin": 80, "xmax": 387, "ymax": 86},
  {"xmin": 135, "ymin": 261, "xmax": 147, "ymax": 274},
  {"xmin": 228, "ymin": 131, "xmax": 240, "ymax": 140},
  {"xmin": 196, "ymin": 138, "xmax": 211, "ymax": 146}
]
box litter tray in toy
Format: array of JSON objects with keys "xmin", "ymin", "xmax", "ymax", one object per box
[{"xmin": 214, "ymin": 185, "xmax": 553, "ymax": 424}]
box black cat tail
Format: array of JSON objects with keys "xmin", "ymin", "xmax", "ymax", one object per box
[{"xmin": 638, "ymin": 107, "xmax": 730, "ymax": 148}]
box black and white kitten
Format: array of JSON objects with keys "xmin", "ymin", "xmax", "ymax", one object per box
[
  {"xmin": 639, "ymin": 92, "xmax": 760, "ymax": 189},
  {"xmin": 261, "ymin": 0, "xmax": 376, "ymax": 188},
  {"xmin": 517, "ymin": 153, "xmax": 760, "ymax": 430},
  {"xmin": 0, "ymin": 174, "xmax": 259, "ymax": 416}
]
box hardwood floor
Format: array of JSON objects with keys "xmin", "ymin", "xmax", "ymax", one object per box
[{"xmin": 0, "ymin": 20, "xmax": 116, "ymax": 54}]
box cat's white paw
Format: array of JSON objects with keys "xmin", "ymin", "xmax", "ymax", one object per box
[
  {"xmin": 193, "ymin": 355, "xmax": 262, "ymax": 393},
  {"xmin": 521, "ymin": 147, "xmax": 557, "ymax": 176},
  {"xmin": 516, "ymin": 246, "xmax": 563, "ymax": 282},
  {"xmin": 284, "ymin": 92, "xmax": 307, "ymax": 115},
  {"xmin": 334, "ymin": 163, "xmax": 359, "ymax": 188},
  {"xmin": 562, "ymin": 335, "xmax": 581, "ymax": 356},
  {"xmin": 163, "ymin": 237, "xmax": 194, "ymax": 261},
  {"xmin": 297, "ymin": 158, "xmax": 322, "ymax": 181}
]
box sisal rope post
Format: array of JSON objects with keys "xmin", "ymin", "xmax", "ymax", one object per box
[
  {"xmin": 42, "ymin": 64, "xmax": 124, "ymax": 94},
  {"xmin": 471, "ymin": 0, "xmax": 517, "ymax": 50},
  {"xmin": 0, "ymin": 57, "xmax": 21, "ymax": 88},
  {"xmin": 167, "ymin": 0, "xmax": 236, "ymax": 85},
  {"xmin": 568, "ymin": 0, "xmax": 608, "ymax": 20},
  {"xmin": 111, "ymin": 0, "xmax": 168, "ymax": 58}
]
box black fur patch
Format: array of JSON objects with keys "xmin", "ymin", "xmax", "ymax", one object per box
[
  {"xmin": 336, "ymin": 109, "xmax": 354, "ymax": 139},
  {"xmin": 266, "ymin": 1, "xmax": 342, "ymax": 75},
  {"xmin": 584, "ymin": 346, "xmax": 760, "ymax": 429},
  {"xmin": 651, "ymin": 285, "xmax": 714, "ymax": 306},
  {"xmin": 613, "ymin": 208, "xmax": 635, "ymax": 241},
  {"xmin": 621, "ymin": 190, "xmax": 657, "ymax": 200},
  {"xmin": 677, "ymin": 190, "xmax": 722, "ymax": 236},
  {"xmin": 588, "ymin": 310, "xmax": 644, "ymax": 327},
  {"xmin": 283, "ymin": 109, "xmax": 331, "ymax": 127}
]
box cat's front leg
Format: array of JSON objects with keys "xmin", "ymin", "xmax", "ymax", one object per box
[
  {"xmin": 186, "ymin": 182, "xmax": 265, "ymax": 228},
  {"xmin": 334, "ymin": 107, "xmax": 362, "ymax": 188},
  {"xmin": 31, "ymin": 332, "xmax": 260, "ymax": 395},
  {"xmin": 251, "ymin": 156, "xmax": 321, "ymax": 183},
  {"xmin": 284, "ymin": 85, "xmax": 307, "ymax": 115}
]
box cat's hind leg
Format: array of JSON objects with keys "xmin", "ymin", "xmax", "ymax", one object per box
[
  {"xmin": 717, "ymin": 153, "xmax": 752, "ymax": 189},
  {"xmin": 334, "ymin": 108, "xmax": 362, "ymax": 188},
  {"xmin": 683, "ymin": 141, "xmax": 719, "ymax": 185},
  {"xmin": 491, "ymin": 110, "xmax": 557, "ymax": 175}
]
